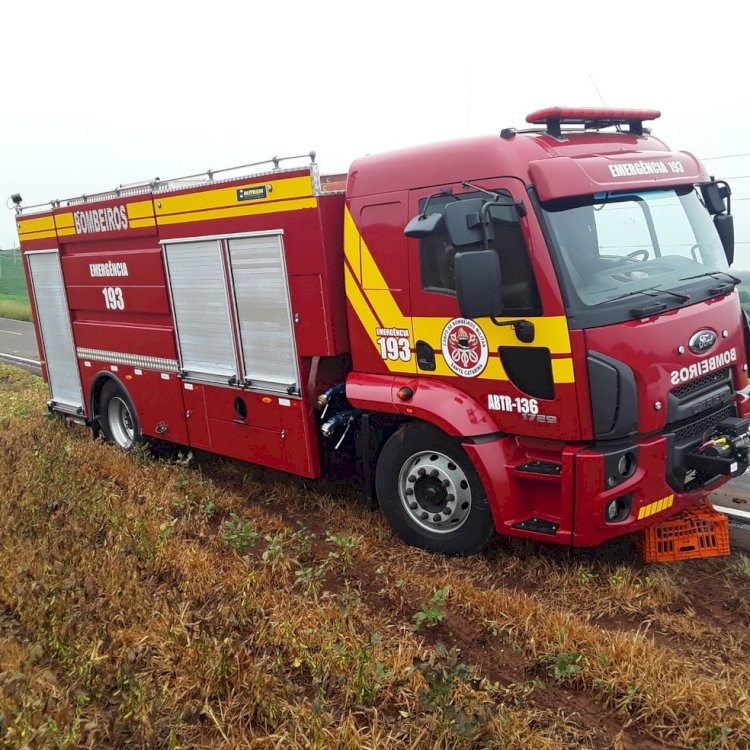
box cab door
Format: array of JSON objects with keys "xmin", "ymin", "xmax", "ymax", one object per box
[
  {"xmin": 406, "ymin": 179, "xmax": 574, "ymax": 440},
  {"xmin": 345, "ymin": 194, "xmax": 416, "ymax": 375}
]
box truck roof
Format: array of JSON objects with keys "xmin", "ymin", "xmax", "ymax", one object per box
[{"xmin": 346, "ymin": 129, "xmax": 709, "ymax": 200}]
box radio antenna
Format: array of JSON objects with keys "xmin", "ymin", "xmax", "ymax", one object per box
[{"xmin": 588, "ymin": 74, "xmax": 608, "ymax": 107}]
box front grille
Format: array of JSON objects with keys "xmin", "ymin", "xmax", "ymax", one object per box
[
  {"xmin": 673, "ymin": 404, "xmax": 734, "ymax": 443},
  {"xmin": 670, "ymin": 367, "xmax": 731, "ymax": 399}
]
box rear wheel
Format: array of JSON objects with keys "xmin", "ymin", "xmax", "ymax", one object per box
[
  {"xmin": 98, "ymin": 381, "xmax": 143, "ymax": 450},
  {"xmin": 375, "ymin": 422, "xmax": 495, "ymax": 555}
]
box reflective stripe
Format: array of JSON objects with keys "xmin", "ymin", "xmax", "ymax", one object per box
[
  {"xmin": 76, "ymin": 348, "xmax": 179, "ymax": 373},
  {"xmin": 638, "ymin": 494, "xmax": 674, "ymax": 520}
]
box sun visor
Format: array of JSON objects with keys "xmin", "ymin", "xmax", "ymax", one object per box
[{"xmin": 528, "ymin": 152, "xmax": 709, "ymax": 201}]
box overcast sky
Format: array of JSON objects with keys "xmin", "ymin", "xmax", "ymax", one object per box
[{"xmin": 2, "ymin": 0, "xmax": 750, "ymax": 263}]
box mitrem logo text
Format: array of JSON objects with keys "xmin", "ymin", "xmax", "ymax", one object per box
[
  {"xmin": 89, "ymin": 261, "xmax": 129, "ymax": 278},
  {"xmin": 669, "ymin": 348, "xmax": 736, "ymax": 385},
  {"xmin": 73, "ymin": 205, "xmax": 129, "ymax": 234}
]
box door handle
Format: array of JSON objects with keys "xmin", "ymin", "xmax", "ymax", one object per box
[{"xmin": 416, "ymin": 340, "xmax": 436, "ymax": 371}]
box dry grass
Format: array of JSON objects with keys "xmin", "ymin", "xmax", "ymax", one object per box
[{"xmin": 1, "ymin": 364, "xmax": 749, "ymax": 749}]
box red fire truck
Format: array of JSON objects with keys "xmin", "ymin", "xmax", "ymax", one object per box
[{"xmin": 14, "ymin": 107, "xmax": 750, "ymax": 554}]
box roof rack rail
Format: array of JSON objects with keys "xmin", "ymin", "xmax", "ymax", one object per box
[
  {"xmin": 525, "ymin": 107, "xmax": 661, "ymax": 139},
  {"xmin": 13, "ymin": 151, "xmax": 318, "ymax": 215}
]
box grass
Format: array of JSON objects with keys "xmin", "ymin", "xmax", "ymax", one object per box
[
  {"xmin": 1, "ymin": 363, "xmax": 750, "ymax": 749},
  {"xmin": 0, "ymin": 293, "xmax": 32, "ymax": 321}
]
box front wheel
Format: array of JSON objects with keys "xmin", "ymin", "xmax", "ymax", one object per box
[
  {"xmin": 98, "ymin": 381, "xmax": 143, "ymax": 450},
  {"xmin": 375, "ymin": 422, "xmax": 495, "ymax": 555}
]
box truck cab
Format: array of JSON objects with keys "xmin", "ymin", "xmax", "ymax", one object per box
[{"xmin": 343, "ymin": 107, "xmax": 750, "ymax": 552}]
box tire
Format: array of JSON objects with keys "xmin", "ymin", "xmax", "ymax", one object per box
[
  {"xmin": 375, "ymin": 422, "xmax": 495, "ymax": 555},
  {"xmin": 98, "ymin": 380, "xmax": 143, "ymax": 451}
]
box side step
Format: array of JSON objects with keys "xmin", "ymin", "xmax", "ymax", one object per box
[
  {"xmin": 511, "ymin": 517, "xmax": 560, "ymax": 535},
  {"xmin": 512, "ymin": 460, "xmax": 562, "ymax": 482}
]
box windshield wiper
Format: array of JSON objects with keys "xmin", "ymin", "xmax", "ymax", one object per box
[
  {"xmin": 678, "ymin": 270, "xmax": 741, "ymax": 284},
  {"xmin": 595, "ymin": 285, "xmax": 690, "ymax": 306}
]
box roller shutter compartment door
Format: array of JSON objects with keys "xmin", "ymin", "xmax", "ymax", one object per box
[
  {"xmin": 164, "ymin": 240, "xmax": 238, "ymax": 384},
  {"xmin": 27, "ymin": 251, "xmax": 83, "ymax": 412},
  {"xmin": 227, "ymin": 234, "xmax": 300, "ymax": 394}
]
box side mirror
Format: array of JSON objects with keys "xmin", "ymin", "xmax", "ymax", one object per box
[
  {"xmin": 701, "ymin": 180, "xmax": 732, "ymax": 215},
  {"xmin": 455, "ymin": 250, "xmax": 503, "ymax": 318},
  {"xmin": 404, "ymin": 212, "xmax": 444, "ymax": 238},
  {"xmin": 444, "ymin": 198, "xmax": 494, "ymax": 248},
  {"xmin": 714, "ymin": 213, "xmax": 734, "ymax": 265}
]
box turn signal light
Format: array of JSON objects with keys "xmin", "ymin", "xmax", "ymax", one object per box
[{"xmin": 396, "ymin": 387, "xmax": 414, "ymax": 401}]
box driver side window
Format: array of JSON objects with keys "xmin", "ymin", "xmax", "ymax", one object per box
[{"xmin": 418, "ymin": 192, "xmax": 542, "ymax": 316}]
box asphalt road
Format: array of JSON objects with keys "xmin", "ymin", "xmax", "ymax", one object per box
[
  {"xmin": 0, "ymin": 315, "xmax": 748, "ymax": 553},
  {"xmin": 0, "ymin": 317, "xmax": 40, "ymax": 373}
]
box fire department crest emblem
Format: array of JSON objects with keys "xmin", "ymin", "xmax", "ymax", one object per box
[{"xmin": 441, "ymin": 318, "xmax": 489, "ymax": 378}]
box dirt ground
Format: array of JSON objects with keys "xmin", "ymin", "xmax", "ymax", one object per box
[{"xmin": 1, "ymin": 365, "xmax": 749, "ymax": 749}]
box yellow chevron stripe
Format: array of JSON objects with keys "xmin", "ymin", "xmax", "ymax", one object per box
[
  {"xmin": 127, "ymin": 200, "xmax": 154, "ymax": 220},
  {"xmin": 344, "ymin": 206, "xmax": 575, "ymax": 382},
  {"xmin": 344, "ymin": 264, "xmax": 413, "ymax": 374},
  {"xmin": 638, "ymin": 494, "xmax": 674, "ymax": 520},
  {"xmin": 156, "ymin": 196, "xmax": 317, "ymax": 226},
  {"xmin": 18, "ymin": 229, "xmax": 57, "ymax": 241},
  {"xmin": 155, "ymin": 175, "xmax": 314, "ymax": 217},
  {"xmin": 55, "ymin": 213, "xmax": 74, "ymax": 229},
  {"xmin": 551, "ymin": 358, "xmax": 575, "ymax": 383},
  {"xmin": 130, "ymin": 218, "xmax": 156, "ymax": 229},
  {"xmin": 17, "ymin": 215, "xmax": 54, "ymax": 234},
  {"xmin": 17, "ymin": 215, "xmax": 55, "ymax": 239},
  {"xmin": 344, "ymin": 208, "xmax": 362, "ymax": 284}
]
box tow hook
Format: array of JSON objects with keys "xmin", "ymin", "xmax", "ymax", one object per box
[{"xmin": 685, "ymin": 417, "xmax": 750, "ymax": 476}]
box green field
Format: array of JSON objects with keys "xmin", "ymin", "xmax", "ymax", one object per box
[
  {"xmin": 0, "ymin": 294, "xmax": 31, "ymax": 322},
  {"xmin": 0, "ymin": 249, "xmax": 31, "ymax": 321}
]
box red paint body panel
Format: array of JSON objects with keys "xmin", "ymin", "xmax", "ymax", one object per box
[
  {"xmin": 346, "ymin": 372, "xmax": 499, "ymax": 436},
  {"xmin": 528, "ymin": 151, "xmax": 707, "ymax": 201},
  {"xmin": 79, "ymin": 364, "xmax": 190, "ymax": 446},
  {"xmin": 73, "ymin": 322, "xmax": 178, "ymax": 359},
  {"xmin": 571, "ymin": 436, "xmax": 703, "ymax": 547},
  {"xmin": 584, "ymin": 293, "xmax": 747, "ymax": 435}
]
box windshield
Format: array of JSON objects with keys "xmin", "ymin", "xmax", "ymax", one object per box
[{"xmin": 540, "ymin": 187, "xmax": 730, "ymax": 322}]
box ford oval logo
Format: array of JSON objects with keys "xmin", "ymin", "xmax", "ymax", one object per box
[{"xmin": 689, "ymin": 329, "xmax": 717, "ymax": 354}]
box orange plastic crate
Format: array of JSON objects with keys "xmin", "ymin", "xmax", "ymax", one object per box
[{"xmin": 640, "ymin": 502, "xmax": 730, "ymax": 563}]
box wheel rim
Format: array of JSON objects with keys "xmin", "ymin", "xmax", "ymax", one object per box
[
  {"xmin": 398, "ymin": 450, "xmax": 472, "ymax": 534},
  {"xmin": 108, "ymin": 396, "xmax": 135, "ymax": 449}
]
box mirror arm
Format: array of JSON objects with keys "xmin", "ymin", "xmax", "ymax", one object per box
[
  {"xmin": 490, "ymin": 317, "xmax": 535, "ymax": 344},
  {"xmin": 421, "ymin": 188, "xmax": 454, "ymax": 218},
  {"xmin": 724, "ymin": 188, "xmax": 731, "ymax": 215},
  {"xmin": 461, "ymin": 180, "xmax": 526, "ymax": 218}
]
